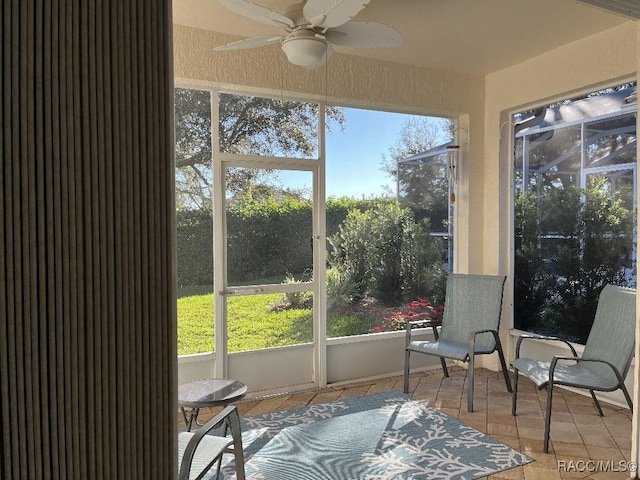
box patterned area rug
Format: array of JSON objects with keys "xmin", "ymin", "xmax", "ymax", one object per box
[{"xmin": 219, "ymin": 390, "xmax": 533, "ymax": 479}]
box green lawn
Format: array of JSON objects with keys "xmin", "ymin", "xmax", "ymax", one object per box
[
  {"xmin": 177, "ymin": 286, "xmax": 382, "ymax": 355},
  {"xmin": 177, "ymin": 286, "xmax": 215, "ymax": 355}
]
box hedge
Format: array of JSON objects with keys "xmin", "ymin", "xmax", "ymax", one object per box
[{"xmin": 176, "ymin": 197, "xmax": 391, "ymax": 287}]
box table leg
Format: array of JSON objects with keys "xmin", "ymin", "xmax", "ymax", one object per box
[{"xmin": 180, "ymin": 406, "xmax": 200, "ymax": 432}]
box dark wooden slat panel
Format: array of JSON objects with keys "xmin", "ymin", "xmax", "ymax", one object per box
[
  {"xmin": 97, "ymin": 0, "xmax": 118, "ymax": 475},
  {"xmin": 59, "ymin": 0, "xmax": 78, "ymax": 476},
  {"xmin": 48, "ymin": 2, "xmax": 65, "ymax": 478},
  {"xmin": 126, "ymin": 2, "xmax": 144, "ymax": 476},
  {"xmin": 69, "ymin": 0, "xmax": 85, "ymax": 475},
  {"xmin": 145, "ymin": 2, "xmax": 159, "ymax": 473},
  {"xmin": 32, "ymin": 0, "xmax": 50, "ymax": 476},
  {"xmin": 2, "ymin": 1, "xmax": 175, "ymax": 477},
  {"xmin": 1, "ymin": 1, "xmax": 14, "ymax": 477},
  {"xmin": 80, "ymin": 0, "xmax": 98, "ymax": 475},
  {"xmin": 111, "ymin": 0, "xmax": 127, "ymax": 475},
  {"xmin": 135, "ymin": 1, "xmax": 153, "ymax": 476},
  {"xmin": 14, "ymin": 1, "xmax": 28, "ymax": 478},
  {"xmin": 41, "ymin": 0, "xmax": 59, "ymax": 477},
  {"xmin": 93, "ymin": 0, "xmax": 111, "ymax": 477},
  {"xmin": 118, "ymin": 0, "xmax": 134, "ymax": 475}
]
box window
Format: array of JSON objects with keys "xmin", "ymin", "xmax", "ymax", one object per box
[
  {"xmin": 325, "ymin": 109, "xmax": 454, "ymax": 337},
  {"xmin": 174, "ymin": 87, "xmax": 457, "ymax": 354},
  {"xmin": 175, "ymin": 87, "xmax": 215, "ymax": 355},
  {"xmin": 513, "ymin": 84, "xmax": 637, "ymax": 343}
]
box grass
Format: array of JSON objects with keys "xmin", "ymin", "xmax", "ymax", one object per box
[
  {"xmin": 177, "ymin": 286, "xmax": 214, "ymax": 355},
  {"xmin": 177, "ymin": 286, "xmax": 383, "ymax": 355}
]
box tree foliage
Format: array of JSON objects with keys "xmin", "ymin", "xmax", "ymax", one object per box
[
  {"xmin": 174, "ymin": 88, "xmax": 345, "ymax": 211},
  {"xmin": 328, "ymin": 203, "xmax": 446, "ymax": 305},
  {"xmin": 380, "ymin": 116, "xmax": 454, "ymax": 230},
  {"xmin": 514, "ymin": 177, "xmax": 634, "ymax": 343}
]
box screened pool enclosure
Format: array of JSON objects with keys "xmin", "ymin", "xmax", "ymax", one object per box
[{"xmin": 513, "ymin": 85, "xmax": 637, "ymax": 343}]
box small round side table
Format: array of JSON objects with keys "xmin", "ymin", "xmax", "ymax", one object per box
[{"xmin": 178, "ymin": 378, "xmax": 247, "ymax": 431}]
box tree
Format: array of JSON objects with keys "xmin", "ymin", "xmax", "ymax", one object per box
[
  {"xmin": 174, "ymin": 88, "xmax": 345, "ymax": 211},
  {"xmin": 380, "ymin": 116, "xmax": 454, "ymax": 231},
  {"xmin": 175, "ymin": 88, "xmax": 213, "ymax": 211},
  {"xmin": 328, "ymin": 202, "xmax": 446, "ymax": 305},
  {"xmin": 514, "ymin": 177, "xmax": 634, "ymax": 343}
]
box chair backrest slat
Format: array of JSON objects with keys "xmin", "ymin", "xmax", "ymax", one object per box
[
  {"xmin": 440, "ymin": 274, "xmax": 507, "ymax": 351},
  {"xmin": 582, "ymin": 284, "xmax": 636, "ymax": 381}
]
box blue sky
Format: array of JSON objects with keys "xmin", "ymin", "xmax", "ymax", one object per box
[
  {"xmin": 279, "ymin": 107, "xmax": 437, "ymax": 198},
  {"xmin": 326, "ymin": 107, "xmax": 408, "ymax": 198},
  {"xmin": 279, "ymin": 108, "xmax": 430, "ymax": 198}
]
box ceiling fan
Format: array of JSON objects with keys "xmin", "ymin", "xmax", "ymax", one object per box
[{"xmin": 214, "ymin": 0, "xmax": 404, "ymax": 69}]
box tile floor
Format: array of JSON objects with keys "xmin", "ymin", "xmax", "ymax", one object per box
[{"xmin": 182, "ymin": 366, "xmax": 634, "ymax": 479}]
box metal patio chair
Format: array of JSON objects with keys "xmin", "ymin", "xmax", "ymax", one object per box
[
  {"xmin": 511, "ymin": 284, "xmax": 636, "ymax": 453},
  {"xmin": 404, "ymin": 274, "xmax": 512, "ymax": 412},
  {"xmin": 178, "ymin": 405, "xmax": 246, "ymax": 480}
]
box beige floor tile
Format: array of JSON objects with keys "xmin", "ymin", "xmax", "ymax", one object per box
[
  {"xmin": 523, "ymin": 464, "xmax": 563, "ymax": 480},
  {"xmin": 177, "ymin": 368, "xmax": 632, "ymax": 479}
]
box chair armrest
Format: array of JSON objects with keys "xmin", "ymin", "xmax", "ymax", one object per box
[
  {"xmin": 405, "ymin": 319, "xmax": 441, "ymax": 347},
  {"xmin": 179, "ymin": 405, "xmax": 239, "ymax": 479},
  {"xmin": 468, "ymin": 328, "xmax": 500, "ymax": 354},
  {"xmin": 515, "ymin": 334, "xmax": 578, "ymax": 359},
  {"xmin": 549, "ymin": 355, "xmax": 626, "ymax": 386},
  {"xmin": 469, "ymin": 328, "xmax": 496, "ymax": 336},
  {"xmin": 407, "ymin": 319, "xmax": 441, "ymax": 329}
]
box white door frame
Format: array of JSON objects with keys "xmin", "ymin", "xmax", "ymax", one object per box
[{"xmin": 211, "ymin": 90, "xmax": 327, "ymax": 391}]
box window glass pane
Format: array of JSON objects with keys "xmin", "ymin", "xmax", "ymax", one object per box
[
  {"xmin": 325, "ymin": 108, "xmax": 453, "ymax": 337},
  {"xmin": 219, "ymin": 92, "xmax": 319, "ymax": 159},
  {"xmin": 585, "ymin": 116, "xmax": 637, "ymax": 168},
  {"xmin": 175, "ymin": 87, "xmax": 214, "ymax": 354},
  {"xmin": 513, "ymin": 84, "xmax": 637, "ymax": 344}
]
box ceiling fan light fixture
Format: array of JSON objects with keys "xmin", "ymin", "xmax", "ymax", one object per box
[
  {"xmin": 216, "ymin": 0, "xmax": 403, "ymax": 69},
  {"xmin": 282, "ymin": 35, "xmax": 327, "ymax": 67}
]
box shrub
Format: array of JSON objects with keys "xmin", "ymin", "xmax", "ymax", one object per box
[
  {"xmin": 373, "ymin": 298, "xmax": 444, "ymax": 333},
  {"xmin": 328, "ymin": 203, "xmax": 445, "ymax": 305},
  {"xmin": 326, "ymin": 267, "xmax": 359, "ymax": 309},
  {"xmin": 176, "ymin": 210, "xmax": 214, "ymax": 287},
  {"xmin": 514, "ymin": 177, "xmax": 634, "ymax": 343},
  {"xmin": 176, "ymin": 197, "xmax": 389, "ymax": 287},
  {"xmin": 277, "ymin": 274, "xmax": 313, "ymax": 309}
]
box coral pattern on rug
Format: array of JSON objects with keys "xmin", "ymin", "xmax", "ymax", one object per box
[{"xmin": 217, "ymin": 390, "xmax": 532, "ymax": 479}]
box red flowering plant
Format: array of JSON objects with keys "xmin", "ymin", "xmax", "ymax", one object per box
[{"xmin": 373, "ymin": 298, "xmax": 444, "ymax": 333}]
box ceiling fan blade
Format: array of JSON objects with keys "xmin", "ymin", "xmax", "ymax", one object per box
[
  {"xmin": 213, "ymin": 35, "xmax": 284, "ymax": 51},
  {"xmin": 325, "ymin": 22, "xmax": 403, "ymax": 48},
  {"xmin": 303, "ymin": 0, "xmax": 370, "ymax": 29},
  {"xmin": 219, "ymin": 0, "xmax": 294, "ymax": 29},
  {"xmin": 304, "ymin": 42, "xmax": 334, "ymax": 70}
]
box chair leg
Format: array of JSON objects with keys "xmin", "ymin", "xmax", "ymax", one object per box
[
  {"xmin": 544, "ymin": 383, "xmax": 554, "ymax": 453},
  {"xmin": 621, "ymin": 383, "xmax": 634, "ymax": 413},
  {"xmin": 467, "ymin": 353, "xmax": 475, "ymax": 413},
  {"xmin": 430, "ymin": 325, "xmax": 449, "ymax": 377},
  {"xmin": 511, "ymin": 369, "xmax": 519, "ymax": 416},
  {"xmin": 229, "ymin": 412, "xmax": 246, "ymax": 480},
  {"xmin": 403, "ymin": 348, "xmax": 411, "ymax": 394},
  {"xmin": 495, "ymin": 341, "xmax": 513, "ymax": 393},
  {"xmin": 589, "ymin": 390, "xmax": 604, "ymax": 417},
  {"xmin": 234, "ymin": 446, "xmax": 246, "ymax": 480},
  {"xmin": 439, "ymin": 357, "xmax": 449, "ymax": 377}
]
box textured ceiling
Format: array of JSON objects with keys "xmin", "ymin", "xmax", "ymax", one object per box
[{"xmin": 173, "ymin": 0, "xmax": 631, "ymax": 75}]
